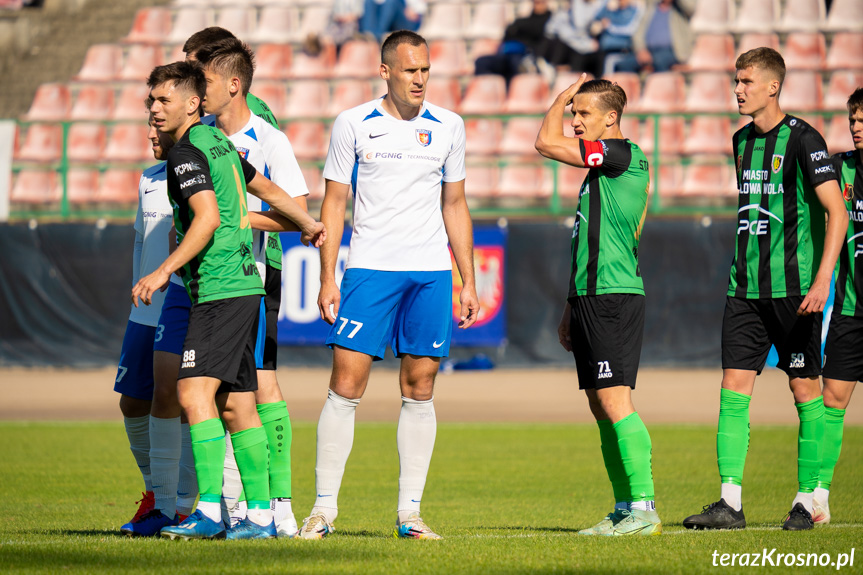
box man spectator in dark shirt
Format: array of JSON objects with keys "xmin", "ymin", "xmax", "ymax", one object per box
[{"xmin": 475, "ymin": 0, "xmax": 552, "ymax": 86}]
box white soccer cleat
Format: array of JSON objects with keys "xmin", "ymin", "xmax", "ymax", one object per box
[
  {"xmin": 297, "ymin": 512, "xmax": 334, "ymax": 540},
  {"xmin": 394, "ymin": 512, "xmax": 442, "ymax": 540},
  {"xmin": 276, "ymin": 512, "xmax": 299, "ymax": 538},
  {"xmin": 812, "ymin": 497, "xmax": 830, "ymax": 525}
]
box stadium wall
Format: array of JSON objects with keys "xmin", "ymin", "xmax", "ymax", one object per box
[{"xmin": 0, "ymin": 218, "xmax": 733, "ymax": 368}]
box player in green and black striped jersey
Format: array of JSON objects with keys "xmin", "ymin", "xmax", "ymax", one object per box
[
  {"xmin": 684, "ymin": 48, "xmax": 847, "ymax": 533},
  {"xmin": 816, "ymin": 87, "xmax": 863, "ymax": 526},
  {"xmin": 537, "ymin": 75, "xmax": 658, "ymax": 536}
]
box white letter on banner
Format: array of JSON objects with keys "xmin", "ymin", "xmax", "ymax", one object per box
[{"xmin": 280, "ymin": 245, "xmax": 349, "ymax": 323}]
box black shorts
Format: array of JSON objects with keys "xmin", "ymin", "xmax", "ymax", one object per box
[
  {"xmin": 262, "ymin": 264, "xmax": 281, "ymax": 371},
  {"xmin": 823, "ymin": 312, "xmax": 863, "ymax": 382},
  {"xmin": 721, "ymin": 296, "xmax": 821, "ymax": 378},
  {"xmin": 568, "ymin": 294, "xmax": 645, "ymax": 390},
  {"xmin": 179, "ymin": 295, "xmax": 260, "ymax": 394}
]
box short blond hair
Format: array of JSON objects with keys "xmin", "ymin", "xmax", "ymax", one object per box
[
  {"xmin": 577, "ymin": 79, "xmax": 627, "ymax": 120},
  {"xmin": 736, "ymin": 47, "xmax": 786, "ymax": 86}
]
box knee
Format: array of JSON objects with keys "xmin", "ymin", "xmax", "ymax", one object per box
[
  {"xmin": 119, "ymin": 395, "xmax": 150, "ymax": 418},
  {"xmin": 789, "ymin": 377, "xmax": 821, "ymax": 404}
]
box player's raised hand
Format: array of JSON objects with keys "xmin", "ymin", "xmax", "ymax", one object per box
[
  {"xmin": 560, "ymin": 73, "xmax": 588, "ymax": 106},
  {"xmin": 797, "ymin": 276, "xmax": 830, "ymax": 315},
  {"xmin": 301, "ymin": 220, "xmax": 327, "ymax": 247},
  {"xmin": 317, "ymin": 279, "xmax": 341, "ymax": 324},
  {"xmin": 458, "ymin": 284, "xmax": 480, "ymax": 329},
  {"xmin": 558, "ymin": 302, "xmax": 573, "ymax": 352},
  {"xmin": 131, "ymin": 268, "xmax": 171, "ymax": 307}
]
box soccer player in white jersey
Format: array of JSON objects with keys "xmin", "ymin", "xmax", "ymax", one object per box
[
  {"xmin": 119, "ymin": 111, "xmax": 198, "ymax": 536},
  {"xmin": 194, "ymin": 38, "xmax": 310, "ymax": 538},
  {"xmin": 298, "ymin": 30, "xmax": 480, "ymax": 540}
]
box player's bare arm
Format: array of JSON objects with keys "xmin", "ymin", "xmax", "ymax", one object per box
[
  {"xmin": 249, "ymin": 211, "xmax": 301, "ymax": 232},
  {"xmin": 441, "ymin": 179, "xmax": 479, "ymax": 328},
  {"xmin": 131, "ymin": 190, "xmax": 220, "ymax": 307},
  {"xmin": 317, "ymin": 180, "xmax": 351, "ymax": 324},
  {"xmin": 798, "ymin": 180, "xmax": 848, "ymax": 315},
  {"xmin": 246, "ymin": 171, "xmax": 325, "ymax": 247},
  {"xmin": 535, "ymin": 73, "xmax": 590, "ymax": 167},
  {"xmin": 558, "ymin": 301, "xmax": 573, "ymax": 352}
]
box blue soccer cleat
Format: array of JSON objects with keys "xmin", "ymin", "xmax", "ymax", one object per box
[
  {"xmin": 160, "ymin": 510, "xmax": 226, "ymax": 540},
  {"xmin": 226, "ymin": 517, "xmax": 277, "ymax": 540},
  {"xmin": 121, "ymin": 509, "xmax": 179, "ymax": 537}
]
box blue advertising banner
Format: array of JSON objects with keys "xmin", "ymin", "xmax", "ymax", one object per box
[{"xmin": 276, "ymin": 226, "xmax": 507, "ymax": 347}]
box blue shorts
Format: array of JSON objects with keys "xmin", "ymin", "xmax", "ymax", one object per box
[
  {"xmin": 114, "ymin": 320, "xmax": 157, "ymax": 400},
  {"xmin": 153, "ymin": 282, "xmax": 192, "ymax": 355},
  {"xmin": 326, "ymin": 269, "xmax": 453, "ymax": 360}
]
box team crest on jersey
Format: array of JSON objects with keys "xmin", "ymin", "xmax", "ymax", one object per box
[
  {"xmin": 844, "ymin": 183, "xmax": 854, "ymax": 202},
  {"xmin": 236, "ymin": 146, "xmax": 250, "ymax": 160},
  {"xmin": 416, "ymin": 129, "xmax": 432, "ymax": 147},
  {"xmin": 772, "ymin": 154, "xmax": 784, "ymax": 174}
]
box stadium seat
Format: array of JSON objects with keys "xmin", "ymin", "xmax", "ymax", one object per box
[
  {"xmin": 74, "ymin": 44, "xmax": 123, "ymax": 82},
  {"xmin": 504, "ymin": 74, "xmax": 548, "ymax": 114},
  {"xmin": 300, "ymin": 164, "xmax": 324, "ymax": 200},
  {"xmin": 15, "ymin": 124, "xmax": 63, "ymax": 163},
  {"xmin": 112, "ymin": 84, "xmax": 151, "ymax": 121},
  {"xmin": 464, "ymin": 118, "xmax": 503, "ymax": 156},
  {"xmin": 290, "ymin": 6, "xmax": 331, "ymax": 43},
  {"xmin": 64, "ymin": 169, "xmax": 100, "ymax": 204},
  {"xmin": 732, "ymin": 0, "xmax": 778, "ymax": 34},
  {"xmin": 420, "ymin": 3, "xmax": 467, "ymax": 40},
  {"xmin": 460, "ymin": 75, "xmax": 506, "ymax": 115},
  {"xmin": 498, "ymin": 162, "xmax": 553, "ymax": 198},
  {"xmin": 254, "ymin": 44, "xmax": 293, "ymax": 80},
  {"xmin": 119, "ymin": 43, "xmax": 164, "ymax": 82},
  {"xmin": 214, "ymin": 7, "xmax": 256, "ymax": 38},
  {"xmin": 824, "ymin": 0, "xmax": 863, "ymax": 32},
  {"xmin": 683, "ymin": 73, "xmax": 736, "ymax": 113},
  {"xmin": 466, "ymin": 2, "xmax": 510, "ymax": 39},
  {"xmin": 825, "ymin": 114, "xmax": 854, "ymax": 154},
  {"xmin": 737, "ymin": 33, "xmax": 780, "ymax": 54},
  {"xmin": 548, "ymin": 72, "xmax": 596, "ymax": 107},
  {"xmin": 10, "ymin": 170, "xmax": 59, "ymax": 204},
  {"xmin": 97, "ymin": 169, "xmax": 141, "ymax": 204},
  {"xmin": 249, "ymin": 82, "xmax": 287, "ymax": 120},
  {"xmin": 498, "ymin": 117, "xmax": 543, "ymax": 156},
  {"xmin": 824, "ymin": 71, "xmax": 863, "ymax": 110},
  {"xmin": 691, "ymin": 0, "xmax": 734, "ymax": 34},
  {"xmin": 777, "ymin": 0, "xmax": 825, "ymax": 32},
  {"xmin": 333, "ymin": 40, "xmax": 380, "ymax": 78},
  {"xmin": 66, "ymin": 123, "xmax": 106, "ymax": 163},
  {"xmin": 285, "ymin": 80, "xmax": 329, "ymax": 119},
  {"xmin": 685, "ymin": 34, "xmax": 735, "ymax": 72},
  {"xmin": 327, "ymin": 80, "xmax": 373, "ymax": 117},
  {"xmin": 424, "ymin": 77, "xmax": 461, "ymax": 110},
  {"xmin": 555, "ymin": 164, "xmax": 589, "ymax": 198},
  {"xmin": 250, "ymin": 6, "xmax": 297, "ymax": 44},
  {"xmin": 651, "ymin": 162, "xmax": 685, "ymax": 197},
  {"xmin": 782, "ymin": 33, "xmax": 826, "ymax": 71},
  {"xmin": 825, "ymin": 33, "xmax": 863, "ymax": 70},
  {"xmin": 634, "ymin": 71, "xmax": 684, "ymax": 113},
  {"xmin": 604, "ymin": 72, "xmax": 641, "ymax": 108},
  {"xmin": 283, "ymin": 121, "xmax": 327, "ymax": 161},
  {"xmin": 618, "ymin": 116, "xmax": 639, "ymax": 142},
  {"xmin": 70, "ymin": 86, "xmax": 114, "ymax": 121},
  {"xmin": 779, "ymin": 71, "xmax": 823, "ymax": 112},
  {"xmin": 640, "ymin": 117, "xmax": 685, "ymax": 158},
  {"xmin": 429, "ymin": 39, "xmax": 471, "ymax": 76},
  {"xmin": 103, "ymin": 124, "xmax": 150, "ymax": 162},
  {"xmin": 289, "ymin": 42, "xmax": 337, "ymax": 79},
  {"xmin": 464, "ymin": 163, "xmax": 499, "ymax": 198},
  {"xmin": 467, "ymin": 38, "xmax": 501, "ymax": 63},
  {"xmin": 681, "ymin": 117, "xmax": 733, "ymax": 156},
  {"xmin": 168, "ymin": 8, "xmax": 211, "ymax": 44},
  {"xmin": 681, "ymin": 160, "xmax": 736, "ymax": 197},
  {"xmin": 25, "ymin": 83, "xmax": 71, "ymax": 121},
  {"xmin": 124, "ymin": 7, "xmax": 172, "ymax": 43}
]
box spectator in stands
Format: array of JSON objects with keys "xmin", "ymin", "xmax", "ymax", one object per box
[
  {"xmin": 589, "ymin": 0, "xmax": 643, "ymax": 75},
  {"xmin": 360, "ymin": 0, "xmax": 426, "ymax": 42},
  {"xmin": 323, "ymin": 0, "xmax": 365, "ymax": 54},
  {"xmin": 543, "ymin": 0, "xmax": 604, "ymax": 78},
  {"xmin": 474, "ymin": 0, "xmax": 553, "ymax": 86},
  {"xmin": 626, "ymin": 0, "xmax": 695, "ymax": 73}
]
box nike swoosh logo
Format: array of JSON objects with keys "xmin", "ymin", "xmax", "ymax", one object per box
[
  {"xmin": 433, "ymin": 341, "xmax": 444, "ymax": 348},
  {"xmin": 411, "ymin": 499, "xmax": 421, "ymax": 503},
  {"xmin": 144, "ymin": 188, "xmax": 159, "ymax": 194},
  {"xmin": 317, "ymin": 494, "xmax": 332, "ymax": 498},
  {"xmin": 369, "ymin": 133, "xmax": 387, "ymax": 139}
]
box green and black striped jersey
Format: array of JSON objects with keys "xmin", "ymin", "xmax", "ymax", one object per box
[
  {"xmin": 166, "ymin": 123, "xmax": 265, "ymax": 304},
  {"xmin": 569, "ymin": 138, "xmax": 650, "ymax": 298},
  {"xmin": 832, "ymin": 150, "xmax": 863, "ymax": 317},
  {"xmin": 729, "ymin": 115, "xmax": 838, "ymax": 299}
]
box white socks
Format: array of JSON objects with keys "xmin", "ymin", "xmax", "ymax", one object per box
[
  {"xmin": 273, "ymin": 498, "xmax": 294, "ymax": 525},
  {"xmin": 124, "ymin": 415, "xmax": 152, "ymax": 492},
  {"xmin": 792, "ymin": 491, "xmax": 815, "ymax": 513},
  {"xmin": 221, "ymin": 433, "xmax": 246, "ymax": 525},
  {"xmin": 149, "ymin": 416, "xmax": 181, "ymax": 517},
  {"xmin": 246, "ymin": 507, "xmax": 273, "ymax": 527},
  {"xmin": 197, "ymin": 500, "xmax": 222, "ymax": 523},
  {"xmin": 177, "ymin": 423, "xmax": 198, "ymax": 516},
  {"xmin": 311, "ymin": 389, "xmax": 360, "ymax": 522},
  {"xmin": 813, "ymin": 486, "xmax": 829, "ymax": 506},
  {"xmin": 630, "ymin": 500, "xmax": 655, "ymax": 511},
  {"xmin": 721, "ymin": 483, "xmax": 743, "ymax": 511},
  {"xmin": 397, "ymin": 396, "xmax": 437, "ymax": 514}
]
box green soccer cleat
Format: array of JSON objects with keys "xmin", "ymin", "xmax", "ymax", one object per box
[
  {"xmin": 578, "ymin": 510, "xmax": 626, "ymax": 535},
  {"xmin": 603, "ymin": 509, "xmax": 662, "ymax": 536},
  {"xmin": 394, "ymin": 512, "xmax": 442, "ymax": 540}
]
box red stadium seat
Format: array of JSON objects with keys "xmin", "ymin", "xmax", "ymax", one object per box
[
  {"xmin": 681, "ymin": 160, "xmax": 736, "ymax": 197},
  {"xmin": 825, "ymin": 33, "xmax": 863, "ymax": 70},
  {"xmin": 74, "ymin": 44, "xmax": 123, "ymax": 82},
  {"xmin": 824, "ymin": 71, "xmax": 863, "ymax": 110},
  {"xmin": 504, "ymin": 74, "xmax": 549, "ymax": 114},
  {"xmin": 333, "ymin": 40, "xmax": 380, "ymax": 78},
  {"xmin": 825, "ymin": 114, "xmax": 854, "ymax": 155},
  {"xmin": 685, "ymin": 34, "xmax": 735, "ymax": 72},
  {"xmin": 777, "ymin": 0, "xmax": 825, "ymax": 32},
  {"xmin": 112, "ymin": 84, "xmax": 151, "ymax": 121},
  {"xmin": 15, "ymin": 124, "xmax": 63, "ymax": 163},
  {"xmin": 498, "ymin": 117, "xmax": 543, "ymax": 156},
  {"xmin": 119, "ymin": 43, "xmax": 164, "ymax": 82},
  {"xmin": 290, "ymin": 6, "xmax": 331, "ymax": 43},
  {"xmin": 682, "ymin": 117, "xmax": 733, "ymax": 156},
  {"xmin": 285, "ymin": 80, "xmax": 329, "ymax": 119},
  {"xmin": 429, "ymin": 39, "xmax": 471, "ymax": 77},
  {"xmin": 327, "ymin": 80, "xmax": 373, "ymax": 118},
  {"xmin": 249, "ymin": 82, "xmax": 287, "ymax": 119},
  {"xmin": 464, "ymin": 163, "xmax": 499, "ymax": 198},
  {"xmin": 420, "ymin": 3, "xmax": 467, "ymax": 40},
  {"xmin": 168, "ymin": 8, "xmax": 211, "ymax": 44},
  {"xmin": 732, "ymin": 0, "xmax": 778, "ymax": 34},
  {"xmin": 691, "ymin": 0, "xmax": 734, "ymax": 34},
  {"xmin": 824, "ymin": 0, "xmax": 863, "ymax": 32},
  {"xmin": 737, "ymin": 33, "xmax": 780, "ymax": 54},
  {"xmin": 70, "ymin": 86, "xmax": 114, "ymax": 121},
  {"xmin": 103, "ymin": 124, "xmax": 150, "ymax": 162},
  {"xmin": 466, "ymin": 2, "xmax": 509, "ymax": 39},
  {"xmin": 25, "ymin": 83, "xmax": 71, "ymax": 121},
  {"xmin": 651, "ymin": 162, "xmax": 685, "ymax": 197},
  {"xmin": 782, "ymin": 33, "xmax": 826, "ymax": 71},
  {"xmin": 124, "ymin": 7, "xmax": 172, "ymax": 43},
  {"xmin": 548, "ymin": 72, "xmax": 596, "ymax": 107},
  {"xmin": 255, "ymin": 44, "xmax": 293, "ymax": 80},
  {"xmin": 300, "ymin": 164, "xmax": 324, "ymax": 200},
  {"xmin": 251, "ymin": 6, "xmax": 297, "ymax": 44},
  {"xmin": 468, "ymin": 38, "xmax": 501, "ymax": 63},
  {"xmin": 424, "ymin": 77, "xmax": 462, "ymax": 110},
  {"xmin": 604, "ymin": 72, "xmax": 641, "ymax": 109},
  {"xmin": 684, "ymin": 72, "xmax": 736, "ymax": 113},
  {"xmin": 289, "ymin": 43, "xmax": 337, "ymax": 79},
  {"xmin": 460, "ymin": 75, "xmax": 506, "ymax": 115},
  {"xmin": 555, "ymin": 164, "xmax": 589, "ymax": 198},
  {"xmin": 641, "ymin": 117, "xmax": 685, "ymax": 158},
  {"xmin": 97, "ymin": 169, "xmax": 142, "ymax": 204},
  {"xmin": 64, "ymin": 169, "xmax": 100, "ymax": 204},
  {"xmin": 635, "ymin": 71, "xmax": 684, "ymax": 113},
  {"xmin": 215, "ymin": 7, "xmax": 256, "ymax": 38},
  {"xmin": 66, "ymin": 123, "xmax": 107, "ymax": 163},
  {"xmin": 498, "ymin": 162, "xmax": 553, "ymax": 198},
  {"xmin": 283, "ymin": 121, "xmax": 327, "ymax": 161},
  {"xmin": 465, "ymin": 118, "xmax": 503, "ymax": 156},
  {"xmin": 10, "ymin": 170, "xmax": 59, "ymax": 204},
  {"xmin": 779, "ymin": 71, "xmax": 823, "ymax": 112}
]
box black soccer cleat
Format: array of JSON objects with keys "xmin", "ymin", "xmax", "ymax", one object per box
[
  {"xmin": 683, "ymin": 499, "xmax": 746, "ymax": 530},
  {"xmin": 782, "ymin": 502, "xmax": 814, "ymax": 531}
]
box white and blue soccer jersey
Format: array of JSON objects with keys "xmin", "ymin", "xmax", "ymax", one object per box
[
  {"xmin": 323, "ymin": 98, "xmax": 466, "ymax": 272},
  {"xmin": 129, "ymin": 162, "xmax": 179, "ymax": 327},
  {"xmin": 203, "ymin": 113, "xmax": 309, "ymax": 270}
]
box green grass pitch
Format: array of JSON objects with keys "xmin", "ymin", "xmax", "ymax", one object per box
[{"xmin": 0, "ymin": 421, "xmax": 860, "ymax": 574}]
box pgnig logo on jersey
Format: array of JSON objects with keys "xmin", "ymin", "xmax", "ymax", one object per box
[{"xmin": 416, "ymin": 129, "xmax": 432, "ymax": 147}]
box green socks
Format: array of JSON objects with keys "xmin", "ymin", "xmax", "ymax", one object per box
[
  {"xmin": 613, "ymin": 412, "xmax": 655, "ymax": 502},
  {"xmin": 257, "ymin": 401, "xmax": 293, "ymax": 499},
  {"xmin": 717, "ymin": 388, "xmax": 751, "ymax": 486},
  {"xmin": 597, "ymin": 419, "xmax": 628, "ymax": 504},
  {"xmin": 818, "ymin": 407, "xmax": 847, "ymax": 490},
  {"xmin": 230, "ymin": 426, "xmax": 271, "ymax": 510},
  {"xmin": 796, "ymin": 396, "xmax": 825, "ymax": 493},
  {"xmin": 189, "ymin": 418, "xmax": 227, "ymax": 504}
]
